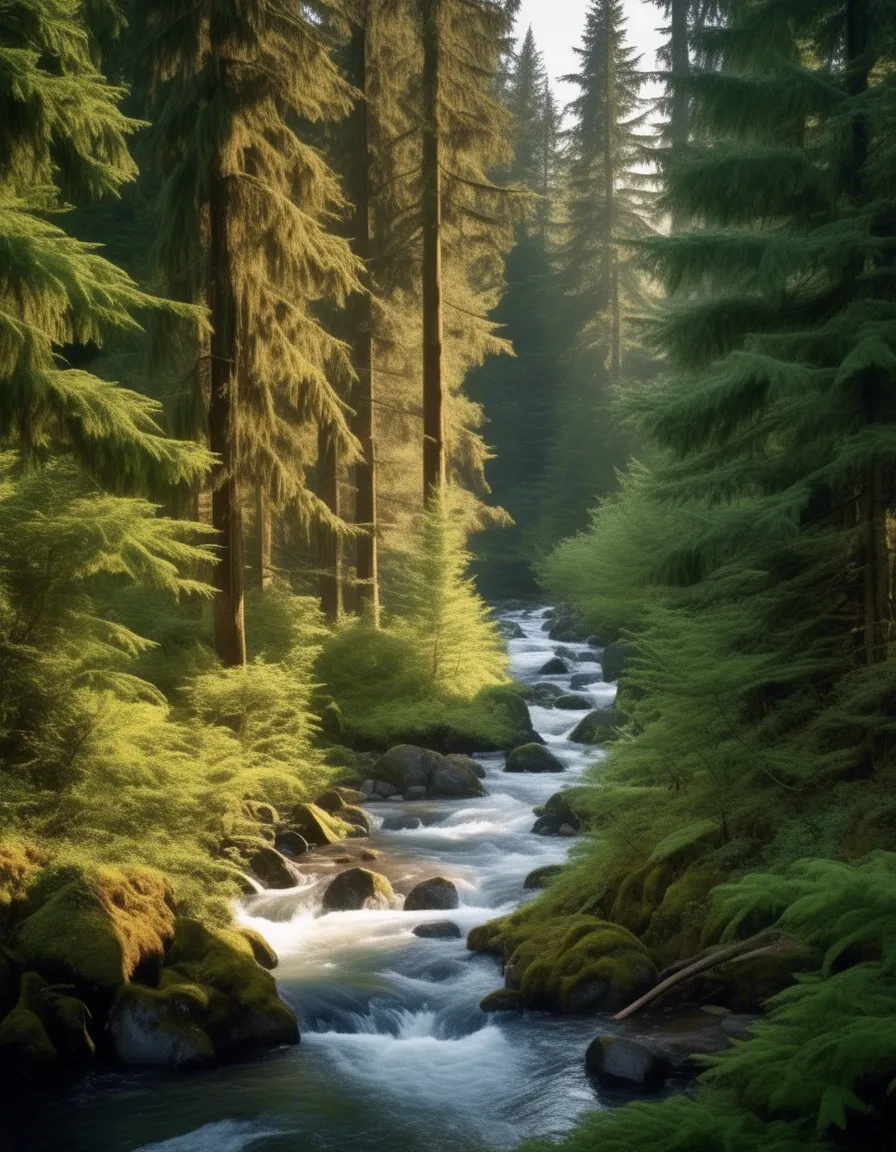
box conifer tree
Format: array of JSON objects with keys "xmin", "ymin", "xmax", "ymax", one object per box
[{"xmin": 144, "ymin": 0, "xmax": 361, "ymax": 663}]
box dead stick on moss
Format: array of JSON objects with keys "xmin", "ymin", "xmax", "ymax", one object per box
[{"xmin": 614, "ymin": 932, "xmax": 793, "ymax": 1022}]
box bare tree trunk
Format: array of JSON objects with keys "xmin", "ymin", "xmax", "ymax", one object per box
[
  {"xmin": 669, "ymin": 0, "xmax": 689, "ymax": 151},
  {"xmin": 421, "ymin": 0, "xmax": 446, "ymax": 505},
  {"xmin": 256, "ymin": 485, "xmax": 272, "ymax": 592},
  {"xmin": 350, "ymin": 17, "xmax": 380, "ymax": 625},
  {"xmin": 208, "ymin": 123, "xmax": 246, "ymax": 667},
  {"xmin": 317, "ymin": 425, "xmax": 343, "ymax": 624}
]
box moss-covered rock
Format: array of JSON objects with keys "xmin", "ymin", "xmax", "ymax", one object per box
[
  {"xmin": 480, "ymin": 988, "xmax": 524, "ymax": 1013},
  {"xmin": 164, "ymin": 918, "xmax": 298, "ymax": 1053},
  {"xmin": 538, "ymin": 657, "xmax": 569, "ymax": 675},
  {"xmin": 243, "ymin": 801, "xmax": 279, "ymax": 826},
  {"xmin": 0, "ymin": 972, "xmax": 58, "ymax": 1076},
  {"xmin": 569, "ymin": 708, "xmax": 620, "ymax": 745},
  {"xmin": 469, "ymin": 908, "xmax": 656, "ymax": 1014},
  {"xmin": 14, "ymin": 864, "xmax": 175, "ymax": 999},
  {"xmin": 237, "ymin": 927, "xmax": 278, "ymax": 970},
  {"xmin": 321, "ymin": 868, "xmax": 395, "ymax": 912},
  {"xmin": 523, "ymin": 864, "xmax": 564, "ymax": 890},
  {"xmin": 290, "ymin": 802, "xmax": 360, "ymax": 847},
  {"xmin": 505, "ymin": 743, "xmax": 565, "ymax": 773},
  {"xmin": 554, "ymin": 694, "xmax": 593, "ymax": 711},
  {"xmin": 404, "ymin": 877, "xmax": 459, "ymax": 912},
  {"xmin": 248, "ymin": 846, "xmax": 297, "ymax": 890},
  {"xmin": 601, "ymin": 641, "xmax": 628, "ymax": 683},
  {"xmin": 340, "ymin": 805, "xmax": 373, "ymax": 835},
  {"xmin": 107, "ymin": 982, "xmax": 215, "ymax": 1067},
  {"xmin": 371, "ymin": 745, "xmax": 486, "ymax": 798}
]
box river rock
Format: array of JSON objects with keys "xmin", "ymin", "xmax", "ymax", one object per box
[
  {"xmin": 107, "ymin": 983, "xmax": 214, "ymax": 1067},
  {"xmin": 538, "ymin": 657, "xmax": 569, "ymax": 675},
  {"xmin": 554, "ymin": 694, "xmax": 593, "ymax": 710},
  {"xmin": 322, "ymin": 868, "xmax": 395, "ymax": 913},
  {"xmin": 372, "ymin": 745, "xmax": 486, "ymax": 799},
  {"xmin": 274, "ymin": 830, "xmax": 309, "ymax": 858},
  {"xmin": 382, "ymin": 814, "xmax": 422, "ymax": 831},
  {"xmin": 248, "ymin": 847, "xmax": 297, "ymax": 890},
  {"xmin": 405, "ymin": 786, "xmax": 427, "ymax": 800},
  {"xmin": 480, "ymin": 989, "xmax": 524, "ymax": 1013},
  {"xmin": 586, "ymin": 635, "xmax": 603, "ymax": 648},
  {"xmin": 412, "ymin": 921, "xmax": 463, "ymax": 939},
  {"xmin": 404, "ymin": 877, "xmax": 459, "ymax": 912},
  {"xmin": 373, "ymin": 780, "xmax": 399, "ymax": 799},
  {"xmin": 585, "ymin": 1036, "xmax": 670, "ymax": 1088},
  {"xmin": 291, "ymin": 802, "xmax": 361, "ymax": 845},
  {"xmin": 497, "ymin": 620, "xmax": 525, "ymax": 639},
  {"xmin": 446, "ymin": 753, "xmax": 486, "ymax": 780},
  {"xmin": 237, "ymin": 927, "xmax": 278, "ymax": 970},
  {"xmin": 569, "ymin": 708, "xmax": 620, "ymax": 745},
  {"xmin": 601, "ymin": 641, "xmax": 628, "ymax": 683},
  {"xmin": 523, "ymin": 865, "xmax": 563, "ymax": 890},
  {"xmin": 531, "ymin": 682, "xmax": 564, "ymax": 704},
  {"xmin": 569, "ymin": 672, "xmax": 602, "ymax": 689},
  {"xmin": 505, "ymin": 743, "xmax": 565, "ymax": 773}
]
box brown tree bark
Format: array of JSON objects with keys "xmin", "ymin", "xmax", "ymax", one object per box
[
  {"xmin": 208, "ymin": 121, "xmax": 246, "ymax": 667},
  {"xmin": 349, "ymin": 17, "xmax": 380, "ymax": 625},
  {"xmin": 256, "ymin": 485, "xmax": 272, "ymax": 592},
  {"xmin": 317, "ymin": 425, "xmax": 343, "ymax": 624},
  {"xmin": 421, "ymin": 0, "xmax": 446, "ymax": 505}
]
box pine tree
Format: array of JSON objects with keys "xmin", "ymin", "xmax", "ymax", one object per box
[
  {"xmin": 144, "ymin": 0, "xmax": 362, "ymax": 663},
  {"xmin": 538, "ymin": 0, "xmax": 654, "ymax": 547}
]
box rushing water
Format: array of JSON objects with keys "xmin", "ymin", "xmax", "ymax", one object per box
[{"xmin": 12, "ymin": 608, "xmax": 618, "ymax": 1152}]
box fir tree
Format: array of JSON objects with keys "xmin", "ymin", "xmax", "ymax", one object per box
[{"xmin": 144, "ymin": 0, "xmax": 362, "ymax": 663}]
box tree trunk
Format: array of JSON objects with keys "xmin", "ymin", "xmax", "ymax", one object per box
[
  {"xmin": 256, "ymin": 485, "xmax": 272, "ymax": 592},
  {"xmin": 349, "ymin": 17, "xmax": 380, "ymax": 626},
  {"xmin": 421, "ymin": 0, "xmax": 446, "ymax": 505},
  {"xmin": 845, "ymin": 0, "xmax": 890, "ymax": 666},
  {"xmin": 317, "ymin": 425, "xmax": 342, "ymax": 624},
  {"xmin": 603, "ymin": 2, "xmax": 620, "ymax": 383},
  {"xmin": 669, "ymin": 0, "xmax": 689, "ymax": 151},
  {"xmin": 208, "ymin": 132, "xmax": 246, "ymax": 668}
]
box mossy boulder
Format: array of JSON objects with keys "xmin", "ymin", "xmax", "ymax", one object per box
[
  {"xmin": 321, "ymin": 868, "xmax": 395, "ymax": 912},
  {"xmin": 532, "ymin": 791, "xmax": 585, "ymax": 836},
  {"xmin": 412, "ymin": 921, "xmax": 462, "ymax": 939},
  {"xmin": 274, "ymin": 830, "xmax": 309, "ymax": 858},
  {"xmin": 290, "ymin": 802, "xmax": 360, "ymax": 847},
  {"xmin": 13, "ymin": 864, "xmax": 175, "ymax": 1000},
  {"xmin": 569, "ymin": 672, "xmax": 602, "ymax": 690},
  {"xmin": 601, "ymin": 641, "xmax": 628, "ymax": 683},
  {"xmin": 569, "ymin": 708, "xmax": 620, "ymax": 745},
  {"xmin": 480, "ymin": 988, "xmax": 524, "ymax": 1013},
  {"xmin": 505, "ymin": 744, "xmax": 565, "ymax": 773},
  {"xmin": 248, "ymin": 846, "xmax": 297, "ymax": 890},
  {"xmin": 243, "ymin": 801, "xmax": 279, "ymax": 826},
  {"xmin": 163, "ymin": 918, "xmax": 298, "ymax": 1053},
  {"xmin": 531, "ymin": 682, "xmax": 564, "ymax": 705},
  {"xmin": 538, "ymin": 657, "xmax": 569, "ymax": 675},
  {"xmin": 237, "ymin": 927, "xmax": 278, "ymax": 970},
  {"xmin": 371, "ymin": 745, "xmax": 486, "ymax": 798},
  {"xmin": 0, "ymin": 973, "xmax": 58, "ymax": 1077},
  {"xmin": 404, "ymin": 877, "xmax": 459, "ymax": 912},
  {"xmin": 340, "ymin": 805, "xmax": 373, "ymax": 835},
  {"xmin": 107, "ymin": 982, "xmax": 215, "ymax": 1067},
  {"xmin": 445, "ymin": 753, "xmax": 486, "ymax": 780},
  {"xmin": 524, "ymin": 865, "xmax": 564, "ymax": 890},
  {"xmin": 469, "ymin": 909, "xmax": 656, "ymax": 1014},
  {"xmin": 554, "ymin": 694, "xmax": 593, "ymax": 711}
]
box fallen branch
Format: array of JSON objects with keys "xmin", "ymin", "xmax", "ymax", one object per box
[{"xmin": 614, "ymin": 931, "xmax": 794, "ymax": 1022}]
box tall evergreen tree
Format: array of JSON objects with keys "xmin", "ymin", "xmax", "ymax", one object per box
[
  {"xmin": 538, "ymin": 0, "xmax": 654, "ymax": 549},
  {"xmin": 144, "ymin": 0, "xmax": 361, "ymax": 663}
]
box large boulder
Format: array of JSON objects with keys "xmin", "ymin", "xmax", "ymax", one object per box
[
  {"xmin": 12, "ymin": 864, "xmax": 175, "ymax": 1000},
  {"xmin": 570, "ymin": 672, "xmax": 602, "ymax": 690},
  {"xmin": 321, "ymin": 868, "xmax": 395, "ymax": 913},
  {"xmin": 555, "ymin": 694, "xmax": 593, "ymax": 711},
  {"xmin": 585, "ymin": 1036, "xmax": 670, "ymax": 1088},
  {"xmin": 468, "ymin": 912, "xmax": 656, "ymax": 1014},
  {"xmin": 413, "ymin": 921, "xmax": 462, "ymax": 939},
  {"xmin": 530, "ymin": 682, "xmax": 565, "ymax": 705},
  {"xmin": 538, "ymin": 657, "xmax": 569, "ymax": 675},
  {"xmin": 569, "ymin": 708, "xmax": 620, "ymax": 745},
  {"xmin": 248, "ymin": 846, "xmax": 297, "ymax": 890},
  {"xmin": 497, "ymin": 620, "xmax": 525, "ymax": 639},
  {"xmin": 107, "ymin": 983, "xmax": 214, "ymax": 1067},
  {"xmin": 532, "ymin": 791, "xmax": 586, "ymax": 837},
  {"xmin": 404, "ymin": 877, "xmax": 459, "ymax": 912},
  {"xmin": 237, "ymin": 927, "xmax": 278, "ymax": 970},
  {"xmin": 274, "ymin": 830, "xmax": 309, "ymax": 858},
  {"xmin": 480, "ymin": 988, "xmax": 524, "ymax": 1013},
  {"xmin": 523, "ymin": 865, "xmax": 563, "ymax": 890},
  {"xmin": 381, "ymin": 813, "xmax": 422, "ymax": 831},
  {"xmin": 163, "ymin": 918, "xmax": 298, "ymax": 1053},
  {"xmin": 505, "ymin": 744, "xmax": 565, "ymax": 773},
  {"xmin": 601, "ymin": 641, "xmax": 628, "ymax": 683},
  {"xmin": 371, "ymin": 745, "xmax": 486, "ymax": 799},
  {"xmin": 445, "ymin": 753, "xmax": 486, "ymax": 780},
  {"xmin": 290, "ymin": 802, "xmax": 362, "ymax": 847}
]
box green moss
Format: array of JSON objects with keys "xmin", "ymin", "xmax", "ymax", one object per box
[
  {"xmin": 236, "ymin": 926, "xmax": 278, "ymax": 970},
  {"xmin": 0, "ymin": 840, "xmax": 46, "ymax": 929},
  {"xmin": 164, "ymin": 918, "xmax": 297, "ymax": 1051},
  {"xmin": 290, "ymin": 802, "xmax": 359, "ymax": 846},
  {"xmin": 14, "ymin": 864, "xmax": 175, "ymax": 997},
  {"xmin": 109, "ymin": 981, "xmax": 215, "ymax": 1066}
]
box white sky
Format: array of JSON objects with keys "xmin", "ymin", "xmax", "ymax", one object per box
[{"xmin": 516, "ymin": 0, "xmax": 664, "ymax": 108}]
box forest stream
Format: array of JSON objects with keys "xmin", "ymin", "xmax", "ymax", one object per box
[{"xmin": 11, "ymin": 608, "xmax": 629, "ymax": 1152}]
